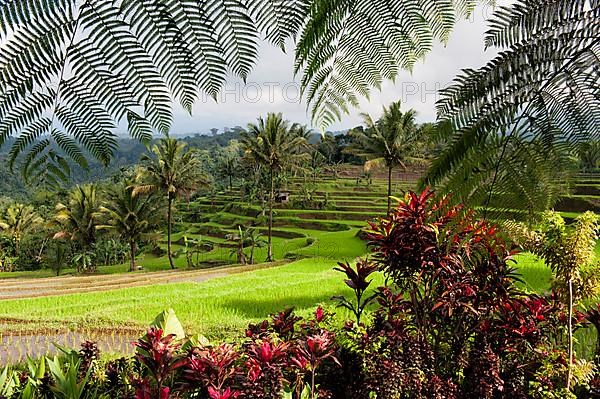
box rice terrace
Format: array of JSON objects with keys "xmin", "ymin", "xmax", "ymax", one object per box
[{"xmin": 0, "ymin": 0, "xmax": 599, "ymax": 398}]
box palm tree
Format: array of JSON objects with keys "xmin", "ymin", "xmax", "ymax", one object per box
[
  {"xmin": 99, "ymin": 181, "xmax": 162, "ymax": 272},
  {"xmin": 347, "ymin": 101, "xmax": 426, "ymax": 213},
  {"xmin": 216, "ymin": 153, "xmax": 239, "ymax": 192},
  {"xmin": 135, "ymin": 138, "xmax": 207, "ymax": 269},
  {"xmin": 0, "ymin": 203, "xmax": 43, "ymax": 253},
  {"xmin": 0, "ymin": 1, "xmax": 479, "ymax": 183},
  {"xmin": 53, "ymin": 184, "xmax": 102, "ymax": 252},
  {"xmin": 241, "ymin": 113, "xmax": 309, "ymax": 261}
]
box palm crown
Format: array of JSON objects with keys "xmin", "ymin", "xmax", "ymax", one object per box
[{"xmin": 348, "ymin": 101, "xmax": 426, "ymax": 212}]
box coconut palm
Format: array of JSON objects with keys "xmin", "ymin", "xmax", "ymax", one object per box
[
  {"xmin": 99, "ymin": 181, "xmax": 162, "ymax": 272},
  {"xmin": 135, "ymin": 138, "xmax": 208, "ymax": 269},
  {"xmin": 241, "ymin": 113, "xmax": 309, "ymax": 261},
  {"xmin": 347, "ymin": 101, "xmax": 426, "ymax": 213},
  {"xmin": 216, "ymin": 152, "xmax": 240, "ymax": 192},
  {"xmin": 53, "ymin": 184, "xmax": 102, "ymax": 251},
  {"xmin": 0, "ymin": 203, "xmax": 43, "ymax": 253}
]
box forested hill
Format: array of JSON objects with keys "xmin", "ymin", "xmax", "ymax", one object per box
[{"xmin": 0, "ymin": 131, "xmax": 244, "ymax": 199}]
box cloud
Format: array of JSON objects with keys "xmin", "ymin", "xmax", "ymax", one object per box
[{"xmin": 170, "ymin": 3, "xmax": 503, "ymax": 135}]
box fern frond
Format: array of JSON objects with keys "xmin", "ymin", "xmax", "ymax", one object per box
[{"xmin": 427, "ymin": 0, "xmax": 599, "ymax": 219}]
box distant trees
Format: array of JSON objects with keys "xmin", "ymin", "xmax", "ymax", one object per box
[
  {"xmin": 53, "ymin": 185, "xmax": 102, "ymax": 252},
  {"xmin": 135, "ymin": 138, "xmax": 208, "ymax": 269},
  {"xmin": 0, "ymin": 203, "xmax": 43, "ymax": 253},
  {"xmin": 215, "ymin": 141, "xmax": 242, "ymax": 191},
  {"xmin": 242, "ymin": 113, "xmax": 309, "ymax": 262},
  {"xmin": 99, "ymin": 181, "xmax": 162, "ymax": 272},
  {"xmin": 347, "ymin": 101, "xmax": 426, "ymax": 212}
]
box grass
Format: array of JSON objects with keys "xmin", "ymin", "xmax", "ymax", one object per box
[{"xmin": 0, "ymin": 258, "xmax": 378, "ymax": 340}]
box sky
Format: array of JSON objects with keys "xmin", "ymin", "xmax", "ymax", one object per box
[{"xmin": 169, "ymin": 3, "xmax": 505, "ymax": 135}]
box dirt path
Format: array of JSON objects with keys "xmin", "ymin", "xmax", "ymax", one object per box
[{"xmin": 0, "ymin": 261, "xmax": 286, "ymax": 300}]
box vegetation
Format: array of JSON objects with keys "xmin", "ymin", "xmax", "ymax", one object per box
[
  {"xmin": 53, "ymin": 185, "xmax": 102, "ymax": 272},
  {"xmin": 135, "ymin": 138, "xmax": 208, "ymax": 269},
  {"xmin": 0, "ymin": 1, "xmax": 479, "ymax": 183},
  {"xmin": 242, "ymin": 114, "xmax": 309, "ymax": 262},
  {"xmin": 1, "ymin": 193, "xmax": 599, "ymax": 398},
  {"xmin": 0, "ymin": 1, "xmax": 598, "ymax": 398},
  {"xmin": 347, "ymin": 101, "xmax": 427, "ymax": 212},
  {"xmin": 424, "ymin": 1, "xmax": 599, "ymax": 217},
  {"xmin": 99, "ymin": 181, "xmax": 162, "ymax": 272}
]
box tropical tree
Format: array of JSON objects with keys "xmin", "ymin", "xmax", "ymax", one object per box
[
  {"xmin": 215, "ymin": 142, "xmax": 241, "ymax": 191},
  {"xmin": 241, "ymin": 113, "xmax": 309, "ymax": 261},
  {"xmin": 0, "ymin": 203, "xmax": 43, "ymax": 253},
  {"xmin": 226, "ymin": 226, "xmax": 247, "ymax": 265},
  {"xmin": 244, "ymin": 228, "xmax": 267, "ymax": 265},
  {"xmin": 99, "ymin": 181, "xmax": 162, "ymax": 272},
  {"xmin": 347, "ymin": 101, "xmax": 426, "ymax": 213},
  {"xmin": 135, "ymin": 138, "xmax": 207, "ymax": 269},
  {"xmin": 53, "ymin": 184, "xmax": 102, "ymax": 252},
  {"xmin": 423, "ymin": 1, "xmax": 599, "ymax": 217},
  {"xmin": 0, "ymin": 1, "xmax": 480, "ymax": 184}
]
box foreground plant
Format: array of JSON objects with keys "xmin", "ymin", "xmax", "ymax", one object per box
[
  {"xmin": 508, "ymin": 211, "xmax": 600, "ymax": 389},
  {"xmin": 332, "ymin": 257, "xmax": 378, "ymax": 324}
]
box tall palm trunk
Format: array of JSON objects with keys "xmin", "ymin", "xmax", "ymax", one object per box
[
  {"xmin": 167, "ymin": 196, "xmax": 175, "ymax": 269},
  {"xmin": 129, "ymin": 240, "xmax": 137, "ymax": 272},
  {"xmin": 387, "ymin": 165, "xmax": 393, "ymax": 214},
  {"xmin": 267, "ymin": 169, "xmax": 274, "ymax": 262}
]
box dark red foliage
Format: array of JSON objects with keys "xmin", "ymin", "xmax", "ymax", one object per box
[
  {"xmin": 247, "ymin": 308, "xmax": 302, "ymax": 341},
  {"xmin": 463, "ymin": 337, "xmax": 503, "ymax": 398},
  {"xmin": 134, "ymin": 328, "xmax": 186, "ymax": 395},
  {"xmin": 78, "ymin": 341, "xmax": 100, "ymax": 377},
  {"xmin": 292, "ymin": 330, "xmax": 340, "ymax": 372},
  {"xmin": 332, "ymin": 258, "xmax": 378, "ymax": 324},
  {"xmin": 334, "ymin": 258, "xmax": 377, "ymax": 291},
  {"xmin": 182, "ymin": 343, "xmax": 240, "ymax": 395},
  {"xmin": 242, "ymin": 339, "xmax": 289, "ymax": 398}
]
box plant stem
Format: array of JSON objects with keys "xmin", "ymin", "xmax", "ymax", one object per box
[
  {"xmin": 567, "ymin": 278, "xmax": 573, "ymax": 390},
  {"xmin": 387, "ymin": 166, "xmax": 393, "ymax": 214}
]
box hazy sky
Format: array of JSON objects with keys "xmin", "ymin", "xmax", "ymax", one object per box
[{"xmin": 169, "ymin": 3, "xmax": 504, "ymax": 135}]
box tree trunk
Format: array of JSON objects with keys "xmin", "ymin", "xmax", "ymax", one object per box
[
  {"xmin": 267, "ymin": 169, "xmax": 274, "ymax": 262},
  {"xmin": 129, "ymin": 240, "xmax": 137, "ymax": 272},
  {"xmin": 387, "ymin": 166, "xmax": 393, "ymax": 214},
  {"xmin": 250, "ymin": 243, "xmax": 255, "ymax": 265},
  {"xmin": 167, "ymin": 196, "xmax": 175, "ymax": 269},
  {"xmin": 229, "ymin": 175, "xmax": 233, "ymax": 191}
]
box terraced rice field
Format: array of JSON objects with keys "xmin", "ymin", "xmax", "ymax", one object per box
[{"xmin": 1, "ymin": 174, "xmax": 599, "ymax": 364}]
